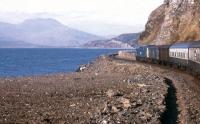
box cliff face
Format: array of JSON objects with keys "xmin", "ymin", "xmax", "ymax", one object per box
[{"xmin": 139, "ymin": 0, "xmax": 200, "ymax": 45}]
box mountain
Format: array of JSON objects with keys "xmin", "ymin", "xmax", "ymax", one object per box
[
  {"xmin": 83, "ymin": 33, "xmax": 139, "ymax": 48},
  {"xmin": 112, "ymin": 33, "xmax": 139, "ymax": 46},
  {"xmin": 83, "ymin": 40, "xmax": 132, "ymax": 48},
  {"xmin": 0, "ymin": 18, "xmax": 103, "ymax": 47},
  {"xmin": 139, "ymin": 0, "xmax": 200, "ymax": 45},
  {"xmin": 0, "ymin": 36, "xmax": 40, "ymax": 48}
]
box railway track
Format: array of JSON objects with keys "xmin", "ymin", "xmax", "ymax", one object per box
[{"xmin": 111, "ymin": 55, "xmax": 200, "ymax": 124}]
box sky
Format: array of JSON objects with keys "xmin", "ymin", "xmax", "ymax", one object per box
[{"xmin": 0, "ymin": 0, "xmax": 163, "ymax": 36}]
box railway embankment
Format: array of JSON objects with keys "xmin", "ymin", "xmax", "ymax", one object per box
[
  {"xmin": 115, "ymin": 53, "xmax": 200, "ymax": 124},
  {"xmin": 0, "ymin": 55, "xmax": 199, "ymax": 123}
]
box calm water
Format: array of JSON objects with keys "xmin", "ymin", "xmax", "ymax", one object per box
[{"xmin": 0, "ymin": 48, "xmax": 120, "ymax": 77}]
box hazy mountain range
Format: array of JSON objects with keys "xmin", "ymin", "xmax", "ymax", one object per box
[
  {"xmin": 112, "ymin": 33, "xmax": 139, "ymax": 46},
  {"xmin": 0, "ymin": 18, "xmax": 140, "ymax": 48},
  {"xmin": 0, "ymin": 18, "xmax": 103, "ymax": 48},
  {"xmin": 83, "ymin": 33, "xmax": 139, "ymax": 48},
  {"xmin": 0, "ymin": 37, "xmax": 41, "ymax": 48},
  {"xmin": 0, "ymin": 12, "xmax": 144, "ymax": 36}
]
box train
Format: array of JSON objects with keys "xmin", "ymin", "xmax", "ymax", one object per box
[{"xmin": 136, "ymin": 41, "xmax": 200, "ymax": 78}]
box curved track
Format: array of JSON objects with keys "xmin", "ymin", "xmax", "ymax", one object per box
[{"xmin": 112, "ymin": 55, "xmax": 200, "ymax": 124}]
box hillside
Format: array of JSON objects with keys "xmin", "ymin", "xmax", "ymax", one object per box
[
  {"xmin": 113, "ymin": 33, "xmax": 139, "ymax": 46},
  {"xmin": 0, "ymin": 36, "xmax": 40, "ymax": 48},
  {"xmin": 139, "ymin": 0, "xmax": 200, "ymax": 45},
  {"xmin": 0, "ymin": 18, "xmax": 102, "ymax": 47},
  {"xmin": 83, "ymin": 40, "xmax": 132, "ymax": 48},
  {"xmin": 83, "ymin": 33, "xmax": 139, "ymax": 48}
]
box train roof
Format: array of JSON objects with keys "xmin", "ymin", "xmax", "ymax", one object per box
[
  {"xmin": 189, "ymin": 41, "xmax": 200, "ymax": 48},
  {"xmin": 139, "ymin": 45, "xmax": 170, "ymax": 49},
  {"xmin": 146, "ymin": 45, "xmax": 158, "ymax": 48},
  {"xmin": 157, "ymin": 45, "xmax": 170, "ymax": 48},
  {"xmin": 137, "ymin": 45, "xmax": 152, "ymax": 49},
  {"xmin": 170, "ymin": 41, "xmax": 200, "ymax": 49},
  {"xmin": 139, "ymin": 45, "xmax": 153, "ymax": 47}
]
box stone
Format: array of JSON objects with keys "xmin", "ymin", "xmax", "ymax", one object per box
[
  {"xmin": 106, "ymin": 89, "xmax": 115, "ymax": 98},
  {"xmin": 137, "ymin": 83, "xmax": 147, "ymax": 87},
  {"xmin": 118, "ymin": 98, "xmax": 131, "ymax": 108},
  {"xmin": 101, "ymin": 120, "xmax": 108, "ymax": 124},
  {"xmin": 70, "ymin": 104, "xmax": 76, "ymax": 107}
]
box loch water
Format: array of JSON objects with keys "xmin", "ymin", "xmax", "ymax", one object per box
[{"xmin": 0, "ymin": 48, "xmax": 121, "ymax": 77}]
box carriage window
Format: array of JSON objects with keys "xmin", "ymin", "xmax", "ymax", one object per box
[
  {"xmin": 195, "ymin": 52, "xmax": 198, "ymax": 61},
  {"xmin": 194, "ymin": 49, "xmax": 197, "ymax": 59},
  {"xmin": 171, "ymin": 52, "xmax": 174, "ymax": 57}
]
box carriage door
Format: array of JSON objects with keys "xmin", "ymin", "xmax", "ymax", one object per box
[{"xmin": 147, "ymin": 48, "xmax": 150, "ymax": 58}]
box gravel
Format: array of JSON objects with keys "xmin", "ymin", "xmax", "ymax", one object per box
[{"xmin": 1, "ymin": 55, "xmax": 198, "ymax": 124}]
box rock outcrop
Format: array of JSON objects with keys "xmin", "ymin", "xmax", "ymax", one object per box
[{"xmin": 139, "ymin": 0, "xmax": 200, "ymax": 45}]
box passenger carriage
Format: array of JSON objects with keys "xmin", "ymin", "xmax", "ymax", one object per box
[
  {"xmin": 189, "ymin": 41, "xmax": 200, "ymax": 77},
  {"xmin": 135, "ymin": 41, "xmax": 200, "ymax": 79},
  {"xmin": 146, "ymin": 45, "xmax": 159, "ymax": 63},
  {"xmin": 136, "ymin": 46, "xmax": 148, "ymax": 61},
  {"xmin": 169, "ymin": 42, "xmax": 191, "ymax": 69},
  {"xmin": 136, "ymin": 45, "xmax": 170, "ymax": 64},
  {"xmin": 143, "ymin": 45, "xmax": 170, "ymax": 64},
  {"xmin": 158, "ymin": 45, "xmax": 170, "ymax": 65}
]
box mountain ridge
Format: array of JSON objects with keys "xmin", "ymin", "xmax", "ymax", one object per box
[
  {"xmin": 0, "ymin": 18, "xmax": 103, "ymax": 48},
  {"xmin": 83, "ymin": 33, "xmax": 139, "ymax": 48}
]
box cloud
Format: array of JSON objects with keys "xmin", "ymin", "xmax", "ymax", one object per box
[
  {"xmin": 0, "ymin": 0, "xmax": 163, "ymax": 24},
  {"xmin": 0, "ymin": 0, "xmax": 163, "ymax": 35}
]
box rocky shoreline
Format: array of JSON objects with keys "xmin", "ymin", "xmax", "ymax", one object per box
[{"xmin": 0, "ymin": 55, "xmax": 199, "ymax": 124}]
